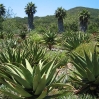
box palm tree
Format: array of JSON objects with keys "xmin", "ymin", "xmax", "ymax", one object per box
[
  {"xmin": 79, "ymin": 9, "xmax": 90, "ymax": 32},
  {"xmin": 55, "ymin": 7, "xmax": 66, "ymax": 32},
  {"xmin": 24, "ymin": 2, "xmax": 37, "ymax": 31},
  {"xmin": 0, "ymin": 4, "xmax": 5, "ymax": 17}
]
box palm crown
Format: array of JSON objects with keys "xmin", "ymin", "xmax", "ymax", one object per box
[
  {"xmin": 79, "ymin": 9, "xmax": 90, "ymax": 24},
  {"xmin": 24, "ymin": 2, "xmax": 37, "ymax": 15},
  {"xmin": 0, "ymin": 4, "xmax": 5, "ymax": 16},
  {"xmin": 55, "ymin": 7, "xmax": 66, "ymax": 19}
]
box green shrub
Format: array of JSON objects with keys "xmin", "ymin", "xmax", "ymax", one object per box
[
  {"xmin": 62, "ymin": 32, "xmax": 90, "ymax": 53},
  {"xmin": 29, "ymin": 31, "xmax": 43, "ymax": 43},
  {"xmin": 70, "ymin": 47, "xmax": 99, "ymax": 98},
  {"xmin": 73, "ymin": 42, "xmax": 95, "ymax": 57}
]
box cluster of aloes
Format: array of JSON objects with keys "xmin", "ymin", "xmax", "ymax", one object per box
[
  {"xmin": 63, "ymin": 32, "xmax": 90, "ymax": 53},
  {"xmin": 0, "ymin": 59, "xmax": 72, "ymax": 99},
  {"xmin": 69, "ymin": 46, "xmax": 99, "ymax": 98},
  {"xmin": 0, "ymin": 39, "xmax": 46, "ymax": 66},
  {"xmin": 0, "ymin": 38, "xmax": 73, "ymax": 99}
]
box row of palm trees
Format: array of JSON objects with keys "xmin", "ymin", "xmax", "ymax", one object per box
[
  {"xmin": 0, "ymin": 2, "xmax": 90, "ymax": 32},
  {"xmin": 24, "ymin": 2, "xmax": 90, "ymax": 32}
]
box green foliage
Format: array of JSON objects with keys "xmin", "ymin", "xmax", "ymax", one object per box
[
  {"xmin": 74, "ymin": 42, "xmax": 95, "ymax": 57},
  {"xmin": 0, "ymin": 40, "xmax": 46, "ymax": 66},
  {"xmin": 18, "ymin": 24, "xmax": 28, "ymax": 39},
  {"xmin": 5, "ymin": 33, "xmax": 14, "ymax": 39},
  {"xmin": 63, "ymin": 32, "xmax": 90, "ymax": 53},
  {"xmin": 67, "ymin": 21, "xmax": 78, "ymax": 32},
  {"xmin": 55, "ymin": 7, "xmax": 66, "ymax": 19},
  {"xmin": 21, "ymin": 40, "xmax": 46, "ymax": 66},
  {"xmin": 24, "ymin": 2, "xmax": 37, "ymax": 15},
  {"xmin": 42, "ymin": 31, "xmax": 57, "ymax": 50},
  {"xmin": 70, "ymin": 47, "xmax": 99, "ymax": 97},
  {"xmin": 88, "ymin": 23, "xmax": 99, "ymax": 33},
  {"xmin": 45, "ymin": 50, "xmax": 67, "ymax": 67},
  {"xmin": 3, "ymin": 18, "xmax": 18, "ymax": 34},
  {"xmin": 1, "ymin": 39, "xmax": 17, "ymax": 48},
  {"xmin": 29, "ymin": 31, "xmax": 43, "ymax": 43},
  {"xmin": 0, "ymin": 59, "xmax": 72, "ymax": 99},
  {"xmin": 79, "ymin": 9, "xmax": 90, "ymax": 22},
  {"xmin": 0, "ymin": 31, "xmax": 4, "ymax": 39},
  {"xmin": 0, "ymin": 17, "xmax": 4, "ymax": 32},
  {"xmin": 0, "ymin": 4, "xmax": 6, "ymax": 17}
]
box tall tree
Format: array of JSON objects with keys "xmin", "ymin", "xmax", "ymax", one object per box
[
  {"xmin": 0, "ymin": 4, "xmax": 5, "ymax": 17},
  {"xmin": 55, "ymin": 7, "xmax": 66, "ymax": 32},
  {"xmin": 24, "ymin": 2, "xmax": 37, "ymax": 31},
  {"xmin": 0, "ymin": 4, "xmax": 5, "ymax": 31},
  {"xmin": 79, "ymin": 9, "xmax": 90, "ymax": 32}
]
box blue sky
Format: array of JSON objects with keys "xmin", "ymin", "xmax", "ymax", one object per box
[{"xmin": 1, "ymin": 0, "xmax": 99, "ymax": 18}]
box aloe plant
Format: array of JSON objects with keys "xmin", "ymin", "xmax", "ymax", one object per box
[
  {"xmin": 63, "ymin": 32, "xmax": 90, "ymax": 53},
  {"xmin": 20, "ymin": 40, "xmax": 46, "ymax": 66},
  {"xmin": 0, "ymin": 59, "xmax": 72, "ymax": 99},
  {"xmin": 69, "ymin": 46, "xmax": 99, "ymax": 98},
  {"xmin": 0, "ymin": 40, "xmax": 46, "ymax": 66},
  {"xmin": 0, "ymin": 47, "xmax": 22, "ymax": 64},
  {"xmin": 42, "ymin": 31, "xmax": 57, "ymax": 50}
]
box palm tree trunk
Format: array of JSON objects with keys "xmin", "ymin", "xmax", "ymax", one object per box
[
  {"xmin": 58, "ymin": 18, "xmax": 64, "ymax": 32},
  {"xmin": 80, "ymin": 22, "xmax": 87, "ymax": 32},
  {"xmin": 28, "ymin": 14, "xmax": 34, "ymax": 31}
]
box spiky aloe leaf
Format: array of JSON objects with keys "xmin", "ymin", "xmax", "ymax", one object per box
[
  {"xmin": 71, "ymin": 52, "xmax": 87, "ymax": 69},
  {"xmin": 5, "ymin": 81, "xmax": 32, "ymax": 97},
  {"xmin": 15, "ymin": 63, "xmax": 33, "ymax": 87},
  {"xmin": 72, "ymin": 62, "xmax": 87, "ymax": 78},
  {"xmin": 46, "ymin": 60, "xmax": 55, "ymax": 79},
  {"xmin": 25, "ymin": 59, "xmax": 33, "ymax": 74},
  {"xmin": 85, "ymin": 67, "xmax": 95, "ymax": 82},
  {"xmin": 84, "ymin": 51, "xmax": 93, "ymax": 72},
  {"xmin": 69, "ymin": 76, "xmax": 84, "ymax": 85},
  {"xmin": 41, "ymin": 61, "xmax": 54, "ymax": 75},
  {"xmin": 94, "ymin": 76, "xmax": 99, "ymax": 84},
  {"xmin": 92, "ymin": 47, "xmax": 99, "ymax": 76},
  {"xmin": 8, "ymin": 72, "xmax": 31, "ymax": 88}
]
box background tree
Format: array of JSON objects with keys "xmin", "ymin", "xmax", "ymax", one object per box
[
  {"xmin": 79, "ymin": 9, "xmax": 90, "ymax": 32},
  {"xmin": 0, "ymin": 4, "xmax": 5, "ymax": 32},
  {"xmin": 24, "ymin": 2, "xmax": 37, "ymax": 31},
  {"xmin": 0, "ymin": 4, "xmax": 5, "ymax": 17},
  {"xmin": 55, "ymin": 7, "xmax": 66, "ymax": 32}
]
